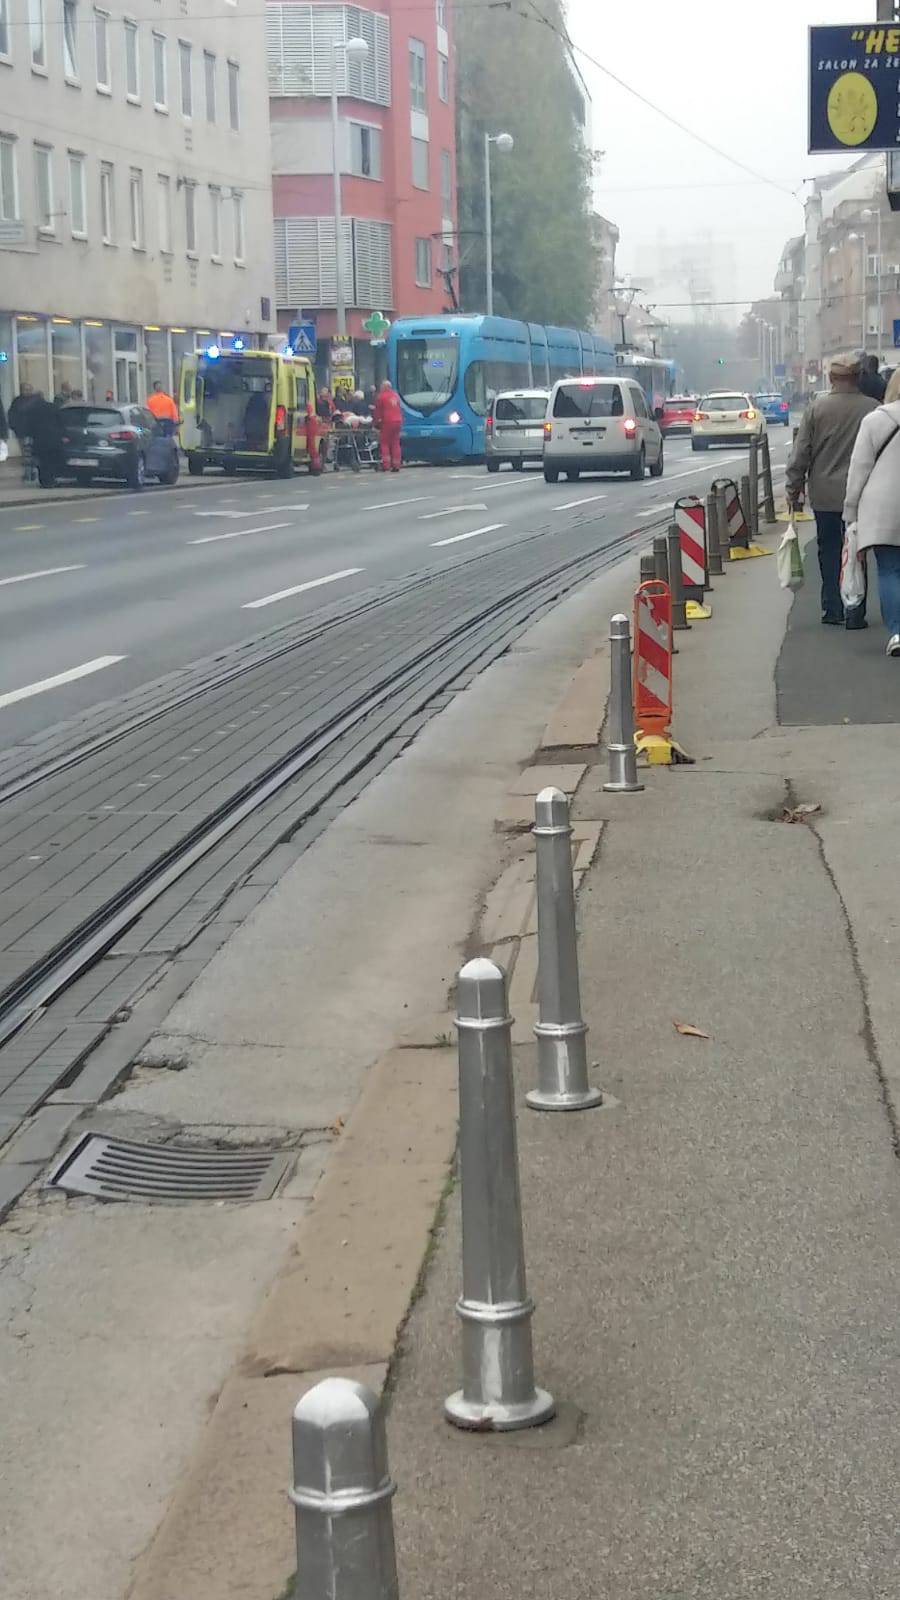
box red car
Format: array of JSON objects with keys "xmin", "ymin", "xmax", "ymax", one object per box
[{"xmin": 660, "ymin": 395, "xmax": 697, "ymax": 435}]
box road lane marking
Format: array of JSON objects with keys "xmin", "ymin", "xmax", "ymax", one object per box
[
  {"xmin": 663, "ymin": 456, "xmax": 741, "ymax": 483},
  {"xmin": 193, "ymin": 505, "xmax": 309, "ymax": 519},
  {"xmin": 0, "ymin": 564, "xmax": 86, "ymax": 588},
  {"xmin": 74, "ymin": 517, "xmax": 99, "ymax": 523},
  {"xmin": 242, "ymin": 567, "xmax": 364, "ymax": 609},
  {"xmin": 431, "ymin": 523, "xmax": 505, "ymax": 547},
  {"xmin": 13, "ymin": 524, "xmax": 45, "ymax": 532},
  {"xmin": 421, "ymin": 503, "xmax": 489, "ymax": 520},
  {"xmin": 360, "ymin": 496, "xmax": 432, "ymax": 511},
  {"xmin": 553, "ymin": 494, "xmax": 607, "ymax": 511},
  {"xmin": 190, "ymin": 521, "xmax": 293, "ymax": 545},
  {"xmin": 128, "ymin": 510, "xmax": 149, "ymax": 516},
  {"xmin": 0, "ymin": 655, "xmax": 126, "ymax": 710}
]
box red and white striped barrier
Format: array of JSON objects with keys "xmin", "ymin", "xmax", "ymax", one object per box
[
  {"xmin": 713, "ymin": 477, "xmax": 748, "ymax": 549},
  {"xmin": 633, "ymin": 579, "xmax": 672, "ymax": 751},
  {"xmin": 674, "ymin": 496, "xmax": 707, "ymax": 602}
]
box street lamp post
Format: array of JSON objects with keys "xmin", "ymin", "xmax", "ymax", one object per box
[
  {"xmin": 331, "ymin": 35, "xmax": 369, "ymax": 339},
  {"xmin": 484, "ymin": 131, "xmax": 514, "ymax": 316},
  {"xmin": 862, "ymin": 206, "xmax": 883, "ymax": 363},
  {"xmin": 847, "ymin": 231, "xmax": 867, "ymax": 353}
]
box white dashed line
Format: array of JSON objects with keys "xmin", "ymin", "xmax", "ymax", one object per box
[
  {"xmin": 0, "ymin": 564, "xmax": 86, "ymax": 588},
  {"xmin": 0, "ymin": 655, "xmax": 126, "ymax": 710},
  {"xmin": 242, "ymin": 567, "xmax": 364, "ymax": 609},
  {"xmin": 431, "ymin": 523, "xmax": 505, "ymax": 548},
  {"xmin": 552, "ymin": 494, "xmax": 607, "ymax": 512},
  {"xmin": 189, "ymin": 522, "xmax": 293, "ymax": 545},
  {"xmin": 360, "ymin": 496, "xmax": 433, "ymax": 511},
  {"xmin": 420, "ymin": 504, "xmax": 489, "ymax": 520}
]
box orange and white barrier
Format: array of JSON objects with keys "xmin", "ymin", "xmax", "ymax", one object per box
[
  {"xmin": 674, "ymin": 496, "xmax": 707, "ymax": 602},
  {"xmin": 633, "ymin": 579, "xmax": 694, "ymax": 766}
]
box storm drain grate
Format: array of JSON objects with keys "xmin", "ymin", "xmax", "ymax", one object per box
[{"xmin": 46, "ymin": 1133, "xmax": 291, "ymax": 1203}]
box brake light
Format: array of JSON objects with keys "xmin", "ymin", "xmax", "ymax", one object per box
[
  {"xmin": 109, "ymin": 429, "xmax": 136, "ymax": 441},
  {"xmin": 780, "ymin": 401, "xmax": 789, "ymax": 411},
  {"xmin": 694, "ymin": 411, "xmax": 709, "ymax": 421},
  {"xmin": 275, "ymin": 404, "xmax": 287, "ymax": 436},
  {"xmin": 623, "ymin": 418, "xmax": 637, "ymax": 436},
  {"xmin": 740, "ymin": 409, "xmax": 757, "ymax": 420},
  {"xmin": 485, "ymin": 415, "xmax": 493, "ymax": 434}
]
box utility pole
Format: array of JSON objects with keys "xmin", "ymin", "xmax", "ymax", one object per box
[{"xmin": 876, "ymin": 1, "xmax": 898, "ymax": 20}]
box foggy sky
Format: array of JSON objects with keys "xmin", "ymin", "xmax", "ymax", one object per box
[{"xmin": 566, "ymin": 0, "xmax": 862, "ymax": 320}]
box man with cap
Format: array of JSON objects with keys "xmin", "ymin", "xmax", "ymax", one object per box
[{"xmin": 786, "ymin": 352, "xmax": 878, "ymax": 626}]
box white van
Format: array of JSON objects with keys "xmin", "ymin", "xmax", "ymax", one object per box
[{"xmin": 543, "ymin": 376, "xmax": 664, "ymax": 483}]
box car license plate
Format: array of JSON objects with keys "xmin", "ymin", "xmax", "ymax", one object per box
[{"xmin": 69, "ymin": 457, "xmax": 95, "ymax": 467}]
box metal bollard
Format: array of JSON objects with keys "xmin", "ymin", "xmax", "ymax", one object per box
[
  {"xmin": 705, "ymin": 490, "xmax": 723, "ymax": 576},
  {"xmin": 748, "ymin": 437, "xmax": 760, "ymax": 537},
  {"xmin": 445, "ymin": 958, "xmax": 555, "ymax": 1432},
  {"xmin": 739, "ymin": 474, "xmax": 752, "ymax": 535},
  {"xmin": 603, "ymin": 614, "xmax": 644, "ymax": 795},
  {"xmin": 639, "ymin": 552, "xmax": 655, "ymax": 584},
  {"xmin": 715, "ymin": 481, "xmax": 731, "ymax": 566},
  {"xmin": 761, "ymin": 433, "xmax": 777, "ymax": 525},
  {"xmin": 527, "ymin": 787, "xmax": 604, "ymax": 1111},
  {"xmin": 291, "ymin": 1377, "xmax": 400, "ymax": 1600},
  {"xmin": 653, "ymin": 533, "xmax": 669, "ymax": 587},
  {"xmin": 667, "ymin": 524, "xmax": 690, "ymax": 631}
]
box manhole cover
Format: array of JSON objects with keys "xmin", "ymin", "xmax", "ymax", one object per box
[{"xmin": 46, "ymin": 1133, "xmax": 291, "ymax": 1203}]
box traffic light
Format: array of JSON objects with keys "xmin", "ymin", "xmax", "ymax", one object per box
[{"xmin": 717, "ymin": 357, "xmax": 725, "ymax": 366}]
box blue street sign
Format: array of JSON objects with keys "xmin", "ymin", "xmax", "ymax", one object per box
[
  {"xmin": 810, "ymin": 25, "xmax": 900, "ymax": 153},
  {"xmin": 894, "ymin": 319, "xmax": 900, "ymax": 348},
  {"xmin": 287, "ymin": 321, "xmax": 317, "ymax": 358},
  {"xmin": 774, "ymin": 362, "xmax": 786, "ymax": 378}
]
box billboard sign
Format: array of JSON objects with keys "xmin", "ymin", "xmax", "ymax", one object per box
[{"xmin": 809, "ymin": 24, "xmax": 900, "ymax": 152}]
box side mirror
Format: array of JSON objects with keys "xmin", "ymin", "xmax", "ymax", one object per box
[{"xmin": 653, "ymin": 406, "xmax": 664, "ymax": 421}]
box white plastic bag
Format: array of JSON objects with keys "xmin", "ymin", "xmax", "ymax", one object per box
[
  {"xmin": 777, "ymin": 520, "xmax": 804, "ymax": 590},
  {"xmin": 840, "ymin": 521, "xmax": 866, "ymax": 610}
]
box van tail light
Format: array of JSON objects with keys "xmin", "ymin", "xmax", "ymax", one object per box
[
  {"xmin": 740, "ymin": 409, "xmax": 757, "ymax": 420},
  {"xmin": 694, "ymin": 411, "xmax": 709, "ymax": 421},
  {"xmin": 623, "ymin": 418, "xmax": 637, "ymax": 436},
  {"xmin": 275, "ymin": 404, "xmax": 287, "ymax": 436},
  {"xmin": 485, "ymin": 415, "xmax": 493, "ymax": 434},
  {"xmin": 544, "ymin": 420, "xmax": 552, "ymax": 438},
  {"xmin": 109, "ymin": 428, "xmax": 137, "ymax": 441}
]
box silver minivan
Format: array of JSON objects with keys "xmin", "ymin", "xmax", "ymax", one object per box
[
  {"xmin": 543, "ymin": 377, "xmax": 664, "ymax": 482},
  {"xmin": 485, "ymin": 389, "xmax": 550, "ymax": 472}
]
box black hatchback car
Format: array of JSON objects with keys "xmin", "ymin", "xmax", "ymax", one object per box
[{"xmin": 58, "ymin": 403, "xmax": 180, "ymax": 490}]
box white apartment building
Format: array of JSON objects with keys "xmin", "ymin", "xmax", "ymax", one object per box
[{"xmin": 0, "ymin": 0, "xmax": 276, "ymax": 415}]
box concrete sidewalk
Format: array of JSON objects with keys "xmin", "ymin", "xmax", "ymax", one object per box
[{"xmin": 387, "ymin": 535, "xmax": 900, "ymax": 1596}]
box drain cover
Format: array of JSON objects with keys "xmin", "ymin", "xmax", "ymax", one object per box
[{"xmin": 46, "ymin": 1133, "xmax": 290, "ymax": 1203}]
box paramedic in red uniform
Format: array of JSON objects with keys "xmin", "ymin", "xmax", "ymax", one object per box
[{"xmin": 373, "ymin": 379, "xmax": 403, "ymax": 472}]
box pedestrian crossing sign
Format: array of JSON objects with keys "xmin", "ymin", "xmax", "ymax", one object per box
[{"xmin": 288, "ymin": 322, "xmax": 317, "ymax": 358}]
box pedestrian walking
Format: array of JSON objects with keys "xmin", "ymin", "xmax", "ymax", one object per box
[
  {"xmin": 27, "ymin": 393, "xmax": 65, "ymax": 488},
  {"xmin": 858, "ymin": 353, "xmax": 887, "ymax": 404},
  {"xmin": 786, "ymin": 353, "xmax": 878, "ymax": 626},
  {"xmin": 8, "ymin": 382, "xmax": 36, "ymax": 447},
  {"xmin": 146, "ymin": 379, "xmax": 179, "ymax": 436},
  {"xmin": 0, "ymin": 395, "xmax": 8, "ymax": 463},
  {"xmin": 843, "ymin": 367, "xmax": 900, "ymax": 657},
  {"xmin": 373, "ymin": 378, "xmax": 403, "ymax": 472}
]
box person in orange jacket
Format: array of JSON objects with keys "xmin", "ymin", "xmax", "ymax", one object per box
[
  {"xmin": 373, "ymin": 379, "xmax": 403, "ymax": 472},
  {"xmin": 147, "ymin": 380, "xmax": 180, "ymax": 437}
]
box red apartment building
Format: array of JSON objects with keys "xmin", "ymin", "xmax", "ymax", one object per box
[{"xmin": 267, "ymin": 0, "xmax": 457, "ymax": 387}]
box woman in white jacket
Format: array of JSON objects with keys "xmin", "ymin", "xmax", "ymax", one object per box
[{"xmin": 843, "ymin": 369, "xmax": 900, "ymax": 656}]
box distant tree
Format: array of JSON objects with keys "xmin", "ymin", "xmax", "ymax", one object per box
[{"xmin": 455, "ymin": 0, "xmax": 595, "ymax": 327}]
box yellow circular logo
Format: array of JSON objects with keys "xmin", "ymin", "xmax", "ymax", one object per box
[{"xmin": 827, "ymin": 71, "xmax": 878, "ymax": 146}]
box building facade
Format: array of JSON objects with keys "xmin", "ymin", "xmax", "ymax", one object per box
[
  {"xmin": 0, "ymin": 0, "xmax": 275, "ymax": 417},
  {"xmin": 267, "ymin": 0, "xmax": 457, "ymax": 388}
]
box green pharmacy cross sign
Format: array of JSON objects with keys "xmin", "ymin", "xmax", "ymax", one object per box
[{"xmin": 363, "ymin": 311, "xmax": 392, "ymax": 342}]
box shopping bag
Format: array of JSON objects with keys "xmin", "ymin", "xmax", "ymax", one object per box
[
  {"xmin": 776, "ymin": 520, "xmax": 804, "ymax": 590},
  {"xmin": 840, "ymin": 521, "xmax": 866, "ymax": 610}
]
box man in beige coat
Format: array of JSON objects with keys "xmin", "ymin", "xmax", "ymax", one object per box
[{"xmin": 786, "ymin": 354, "xmax": 878, "ymax": 625}]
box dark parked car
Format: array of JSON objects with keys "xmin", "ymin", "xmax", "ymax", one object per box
[{"xmin": 58, "ymin": 403, "xmax": 180, "ymax": 490}]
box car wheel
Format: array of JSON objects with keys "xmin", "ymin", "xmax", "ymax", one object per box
[
  {"xmin": 223, "ymin": 458, "xmax": 238, "ymax": 476},
  {"xmin": 74, "ymin": 470, "xmax": 93, "ymax": 487},
  {"xmin": 566, "ymin": 469, "xmax": 580, "ymax": 482},
  {"xmin": 126, "ymin": 453, "xmax": 146, "ymax": 492},
  {"xmin": 486, "ymin": 459, "xmax": 500, "ymax": 473},
  {"xmin": 629, "ymin": 447, "xmax": 646, "ymax": 481},
  {"xmin": 543, "ymin": 466, "xmax": 559, "ymax": 483},
  {"xmin": 275, "ymin": 453, "xmax": 294, "ymax": 479},
  {"xmin": 158, "ymin": 459, "xmax": 179, "ymax": 487},
  {"xmin": 650, "ymin": 443, "xmax": 664, "ymax": 479},
  {"xmin": 692, "ymin": 439, "xmax": 708, "ymax": 452},
  {"xmin": 512, "ymin": 459, "xmax": 524, "ymax": 471},
  {"xmin": 187, "ymin": 454, "xmax": 205, "ymax": 476}
]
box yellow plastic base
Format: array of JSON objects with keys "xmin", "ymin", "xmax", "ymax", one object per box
[
  {"xmin": 730, "ymin": 543, "xmax": 771, "ymax": 560},
  {"xmin": 635, "ymin": 732, "xmax": 696, "ymax": 767},
  {"xmin": 685, "ymin": 600, "xmax": 712, "ymax": 620}
]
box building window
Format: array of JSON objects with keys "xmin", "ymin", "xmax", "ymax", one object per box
[
  {"xmin": 0, "ymin": 136, "xmax": 19, "ymax": 220},
  {"xmin": 349, "ymin": 122, "xmax": 381, "ymax": 180},
  {"xmin": 203, "ymin": 50, "xmax": 216, "ymax": 121},
  {"xmin": 409, "ymin": 38, "xmax": 426, "ymax": 111},
  {"xmin": 68, "ymin": 151, "xmax": 86, "ymax": 235},
  {"xmin": 438, "ymin": 51, "xmax": 449, "ymax": 102},
  {"xmin": 232, "ymin": 189, "xmax": 244, "ymax": 260},
  {"xmin": 209, "ymin": 183, "xmax": 221, "ymax": 257},
  {"xmin": 152, "ymin": 32, "xmax": 166, "ymax": 108},
  {"xmin": 179, "ymin": 39, "xmax": 192, "ymax": 115},
  {"xmin": 411, "ymin": 136, "xmax": 428, "ymax": 190},
  {"xmin": 94, "ymin": 9, "xmax": 110, "ymax": 91},
  {"xmin": 436, "ymin": 0, "xmax": 447, "ymax": 24},
  {"xmin": 227, "ymin": 59, "xmax": 240, "ymax": 129},
  {"xmin": 440, "ymin": 147, "xmax": 452, "ymax": 208},
  {"xmin": 157, "ymin": 172, "xmax": 171, "ymax": 252},
  {"xmin": 100, "ymin": 160, "xmax": 114, "ymax": 241},
  {"xmin": 34, "ymin": 143, "xmax": 53, "ymax": 231},
  {"xmin": 0, "ymin": 0, "xmax": 9, "ymax": 60},
  {"xmin": 184, "ymin": 180, "xmax": 197, "ymax": 253},
  {"xmin": 867, "ymin": 251, "xmax": 879, "ymax": 278},
  {"xmin": 129, "ymin": 166, "xmax": 143, "ymax": 247},
  {"xmin": 29, "ymin": 0, "xmax": 45, "ymax": 69},
  {"xmin": 63, "ymin": 0, "xmax": 79, "ymax": 78},
  {"xmin": 415, "ymin": 236, "xmax": 432, "ymax": 288},
  {"xmin": 124, "ymin": 19, "xmax": 140, "ymax": 99}
]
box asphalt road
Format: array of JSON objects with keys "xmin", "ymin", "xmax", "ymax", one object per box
[{"xmin": 0, "ymin": 432, "xmax": 792, "ymax": 743}]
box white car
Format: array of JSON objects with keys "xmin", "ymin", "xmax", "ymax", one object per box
[
  {"xmin": 691, "ymin": 392, "xmax": 765, "ymax": 451},
  {"xmin": 543, "ymin": 376, "xmax": 664, "ymax": 482}
]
